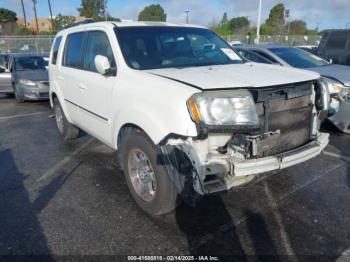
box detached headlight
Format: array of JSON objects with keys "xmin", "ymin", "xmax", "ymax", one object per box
[
  {"xmin": 187, "ymin": 90, "xmax": 259, "ymax": 126},
  {"xmin": 18, "ymin": 79, "xmax": 36, "ymax": 86}
]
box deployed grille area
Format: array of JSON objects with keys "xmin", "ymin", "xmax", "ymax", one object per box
[
  {"xmin": 255, "ymin": 96, "xmax": 313, "ymax": 156},
  {"xmin": 251, "ymin": 81, "xmax": 314, "ymax": 157}
]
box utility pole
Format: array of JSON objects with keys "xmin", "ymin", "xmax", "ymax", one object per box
[
  {"xmin": 32, "ymin": 0, "xmax": 39, "ymax": 35},
  {"xmin": 47, "ymin": 0, "xmax": 54, "ymax": 33},
  {"xmin": 104, "ymin": 0, "xmax": 107, "ymax": 21},
  {"xmin": 256, "ymin": 0, "xmax": 262, "ymax": 44},
  {"xmin": 185, "ymin": 11, "xmax": 190, "ymax": 24},
  {"xmin": 20, "ymin": 0, "xmax": 27, "ymax": 28}
]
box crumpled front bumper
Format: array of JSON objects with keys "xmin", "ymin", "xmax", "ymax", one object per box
[{"xmin": 231, "ymin": 132, "xmax": 329, "ymax": 177}]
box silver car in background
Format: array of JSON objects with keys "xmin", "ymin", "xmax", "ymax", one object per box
[
  {"xmin": 8, "ymin": 53, "xmax": 49, "ymax": 102},
  {"xmin": 0, "ymin": 53, "xmax": 12, "ymax": 93},
  {"xmin": 236, "ymin": 45, "xmax": 350, "ymax": 133}
]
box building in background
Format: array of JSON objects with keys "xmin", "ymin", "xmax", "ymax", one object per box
[{"xmin": 15, "ymin": 16, "xmax": 87, "ymax": 34}]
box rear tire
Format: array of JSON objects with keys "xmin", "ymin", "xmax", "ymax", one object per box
[
  {"xmin": 120, "ymin": 128, "xmax": 178, "ymax": 215},
  {"xmin": 53, "ymin": 97, "xmax": 80, "ymax": 141}
]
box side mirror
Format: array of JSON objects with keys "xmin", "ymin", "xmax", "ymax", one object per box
[{"xmin": 94, "ymin": 55, "xmax": 116, "ymax": 76}]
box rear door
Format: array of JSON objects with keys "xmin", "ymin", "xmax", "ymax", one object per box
[
  {"xmin": 58, "ymin": 31, "xmax": 86, "ymax": 126},
  {"xmin": 76, "ymin": 30, "xmax": 117, "ymax": 144}
]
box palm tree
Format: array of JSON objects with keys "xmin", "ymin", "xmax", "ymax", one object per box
[
  {"xmin": 20, "ymin": 0, "xmax": 27, "ymax": 28},
  {"xmin": 32, "ymin": 0, "xmax": 39, "ymax": 34}
]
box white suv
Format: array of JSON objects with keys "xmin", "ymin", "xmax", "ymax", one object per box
[{"xmin": 49, "ymin": 21, "xmax": 329, "ymax": 215}]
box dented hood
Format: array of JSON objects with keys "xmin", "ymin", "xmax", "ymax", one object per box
[{"xmin": 147, "ymin": 62, "xmax": 320, "ymax": 90}]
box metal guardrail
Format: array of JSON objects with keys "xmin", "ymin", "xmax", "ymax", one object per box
[{"xmin": 0, "ymin": 34, "xmax": 322, "ymax": 54}]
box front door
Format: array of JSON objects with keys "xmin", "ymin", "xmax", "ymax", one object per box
[{"xmin": 76, "ymin": 30, "xmax": 117, "ymax": 144}]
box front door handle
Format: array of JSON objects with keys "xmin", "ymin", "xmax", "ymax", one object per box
[{"xmin": 79, "ymin": 83, "xmax": 86, "ymax": 90}]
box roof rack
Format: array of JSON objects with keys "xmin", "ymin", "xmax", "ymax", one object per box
[{"xmin": 66, "ymin": 18, "xmax": 94, "ymax": 28}]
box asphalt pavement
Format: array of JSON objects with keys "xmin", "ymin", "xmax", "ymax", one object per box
[{"xmin": 1, "ymin": 93, "xmax": 350, "ymax": 261}]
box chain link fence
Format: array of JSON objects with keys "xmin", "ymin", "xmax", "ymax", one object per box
[
  {"xmin": 0, "ymin": 36, "xmax": 54, "ymax": 54},
  {"xmin": 0, "ymin": 34, "xmax": 322, "ymax": 54},
  {"xmin": 223, "ymin": 34, "xmax": 322, "ymax": 46}
]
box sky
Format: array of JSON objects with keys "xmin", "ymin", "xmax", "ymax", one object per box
[{"xmin": 3, "ymin": 0, "xmax": 350, "ymax": 30}]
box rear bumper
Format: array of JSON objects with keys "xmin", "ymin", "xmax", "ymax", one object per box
[{"xmin": 231, "ymin": 132, "xmax": 329, "ymax": 176}]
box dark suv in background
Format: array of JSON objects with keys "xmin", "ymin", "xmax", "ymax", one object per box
[{"xmin": 317, "ymin": 29, "xmax": 350, "ymax": 65}]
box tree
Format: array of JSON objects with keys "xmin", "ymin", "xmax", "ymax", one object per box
[
  {"xmin": 286, "ymin": 20, "xmax": 307, "ymax": 35},
  {"xmin": 77, "ymin": 0, "xmax": 107, "ymax": 20},
  {"xmin": 0, "ymin": 8, "xmax": 18, "ymax": 35},
  {"xmin": 0, "ymin": 8, "xmax": 17, "ymax": 23},
  {"xmin": 220, "ymin": 12, "xmax": 228, "ymax": 25},
  {"xmin": 17, "ymin": 26, "xmax": 32, "ymax": 35},
  {"xmin": 265, "ymin": 3, "xmax": 285, "ymax": 34},
  {"xmin": 53, "ymin": 14, "xmax": 75, "ymax": 32},
  {"xmin": 138, "ymin": 4, "xmax": 166, "ymax": 22},
  {"xmin": 229, "ymin": 16, "xmax": 250, "ymax": 34}
]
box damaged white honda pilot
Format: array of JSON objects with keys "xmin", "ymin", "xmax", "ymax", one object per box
[{"xmin": 49, "ymin": 22, "xmax": 329, "ymax": 215}]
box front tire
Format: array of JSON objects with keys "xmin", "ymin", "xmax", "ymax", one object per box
[
  {"xmin": 14, "ymin": 85, "xmax": 24, "ymax": 103},
  {"xmin": 120, "ymin": 129, "xmax": 178, "ymax": 215},
  {"xmin": 53, "ymin": 98, "xmax": 80, "ymax": 141}
]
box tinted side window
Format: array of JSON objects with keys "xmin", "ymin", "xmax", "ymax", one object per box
[
  {"xmin": 254, "ymin": 50, "xmax": 278, "ymax": 63},
  {"xmin": 51, "ymin": 36, "xmax": 62, "ymax": 65},
  {"xmin": 326, "ymin": 32, "xmax": 349, "ymax": 49},
  {"xmin": 83, "ymin": 31, "xmax": 115, "ymax": 72},
  {"xmin": 63, "ymin": 32, "xmax": 85, "ymax": 68},
  {"xmin": 238, "ymin": 50, "xmax": 273, "ymax": 64}
]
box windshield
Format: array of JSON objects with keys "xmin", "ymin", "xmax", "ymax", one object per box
[
  {"xmin": 115, "ymin": 26, "xmax": 244, "ymax": 70},
  {"xmin": 14, "ymin": 56, "xmax": 47, "ymax": 71},
  {"xmin": 268, "ymin": 47, "xmax": 329, "ymax": 68}
]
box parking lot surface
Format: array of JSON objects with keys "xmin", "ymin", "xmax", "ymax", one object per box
[{"xmin": 1, "ymin": 93, "xmax": 350, "ymax": 260}]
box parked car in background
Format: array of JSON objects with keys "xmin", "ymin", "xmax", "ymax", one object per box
[
  {"xmin": 297, "ymin": 45, "xmax": 318, "ymax": 55},
  {"xmin": 8, "ymin": 53, "xmax": 49, "ymax": 102},
  {"xmin": 228, "ymin": 40, "xmax": 243, "ymax": 47},
  {"xmin": 236, "ymin": 45, "xmax": 350, "ymax": 133},
  {"xmin": 317, "ymin": 29, "xmax": 350, "ymax": 65},
  {"xmin": 0, "ymin": 53, "xmax": 12, "ymax": 93},
  {"xmin": 49, "ymin": 21, "xmax": 329, "ymax": 215}
]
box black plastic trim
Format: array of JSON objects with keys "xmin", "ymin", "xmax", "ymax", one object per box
[{"xmin": 65, "ymin": 99, "xmax": 108, "ymax": 122}]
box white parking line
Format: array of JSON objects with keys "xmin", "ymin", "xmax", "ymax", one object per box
[
  {"xmin": 37, "ymin": 138, "xmax": 95, "ymax": 182},
  {"xmin": 0, "ymin": 111, "xmax": 48, "ymax": 121},
  {"xmin": 323, "ymin": 151, "xmax": 350, "ymax": 164}
]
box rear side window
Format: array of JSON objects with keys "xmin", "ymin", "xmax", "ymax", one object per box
[
  {"xmin": 238, "ymin": 50, "xmax": 273, "ymax": 64},
  {"xmin": 63, "ymin": 32, "xmax": 85, "ymax": 68},
  {"xmin": 51, "ymin": 36, "xmax": 62, "ymax": 65},
  {"xmin": 326, "ymin": 32, "xmax": 349, "ymax": 49},
  {"xmin": 83, "ymin": 31, "xmax": 115, "ymax": 72}
]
